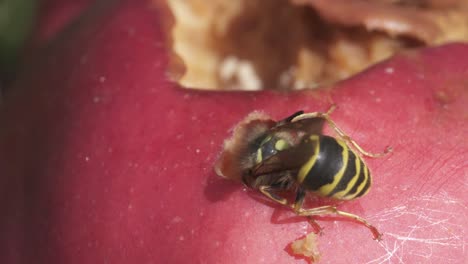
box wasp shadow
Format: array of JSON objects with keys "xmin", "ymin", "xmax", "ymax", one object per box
[{"xmin": 203, "ymin": 171, "xmax": 242, "ymax": 202}]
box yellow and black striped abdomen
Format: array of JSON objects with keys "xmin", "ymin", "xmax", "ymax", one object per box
[{"xmin": 297, "ymin": 135, "xmax": 371, "ymax": 200}]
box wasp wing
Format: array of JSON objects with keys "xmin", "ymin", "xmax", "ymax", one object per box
[{"xmin": 252, "ymin": 139, "xmax": 317, "ymax": 176}]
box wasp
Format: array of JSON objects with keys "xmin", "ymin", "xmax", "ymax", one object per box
[{"xmin": 215, "ymin": 105, "xmax": 391, "ymax": 240}]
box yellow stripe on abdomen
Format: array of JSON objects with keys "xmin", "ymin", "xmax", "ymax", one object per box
[
  {"xmin": 344, "ymin": 159, "xmax": 370, "ymax": 200},
  {"xmin": 297, "ymin": 135, "xmax": 320, "ymax": 184}
]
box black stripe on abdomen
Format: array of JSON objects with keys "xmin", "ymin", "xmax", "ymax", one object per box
[{"xmin": 328, "ymin": 150, "xmax": 357, "ymax": 197}]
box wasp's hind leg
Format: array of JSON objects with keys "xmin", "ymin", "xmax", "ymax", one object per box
[
  {"xmin": 321, "ymin": 116, "xmax": 391, "ymax": 158},
  {"xmin": 293, "ymin": 201, "xmax": 382, "ymax": 240},
  {"xmin": 292, "ymin": 105, "xmax": 391, "ymax": 158}
]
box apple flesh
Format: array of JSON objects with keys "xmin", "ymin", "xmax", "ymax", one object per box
[{"xmin": 1, "ymin": 0, "xmax": 467, "ymax": 263}]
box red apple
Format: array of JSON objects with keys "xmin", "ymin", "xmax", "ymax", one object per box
[
  {"xmin": 1, "ymin": 0, "xmax": 467, "ymax": 263},
  {"xmin": 32, "ymin": 0, "xmax": 93, "ymax": 46}
]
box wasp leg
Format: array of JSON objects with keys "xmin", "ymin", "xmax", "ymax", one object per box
[
  {"xmin": 293, "ymin": 188, "xmax": 324, "ymax": 235},
  {"xmin": 292, "ymin": 106, "xmax": 391, "ymax": 158},
  {"xmin": 321, "ymin": 116, "xmax": 391, "ymax": 158},
  {"xmin": 290, "ymin": 105, "xmax": 336, "ymax": 123},
  {"xmin": 293, "ymin": 199, "xmax": 382, "ymax": 240},
  {"xmin": 259, "ymin": 186, "xmax": 289, "ymax": 206},
  {"xmin": 276, "ymin": 110, "xmax": 305, "ymax": 127},
  {"xmin": 260, "ymin": 186, "xmax": 323, "ymax": 233}
]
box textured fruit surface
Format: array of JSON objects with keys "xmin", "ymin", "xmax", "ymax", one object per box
[{"xmin": 1, "ymin": 1, "xmax": 467, "ymax": 263}]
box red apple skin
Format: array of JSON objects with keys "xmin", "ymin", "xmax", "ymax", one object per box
[
  {"xmin": 1, "ymin": 0, "xmax": 467, "ymax": 263},
  {"xmin": 32, "ymin": 0, "xmax": 93, "ymax": 46}
]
